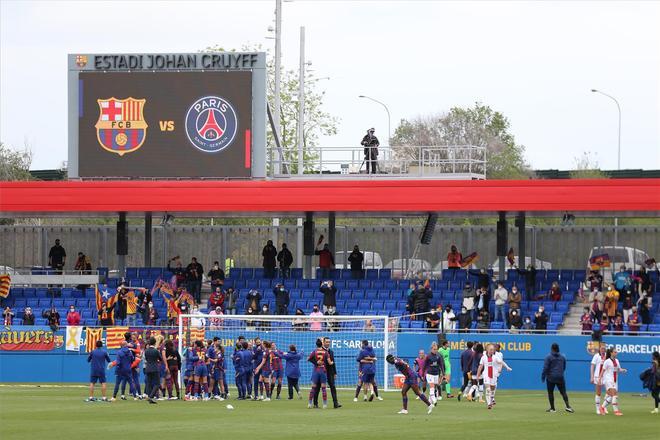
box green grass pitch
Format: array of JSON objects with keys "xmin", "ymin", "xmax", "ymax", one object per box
[{"xmin": 0, "ymin": 386, "xmax": 658, "ymax": 439}]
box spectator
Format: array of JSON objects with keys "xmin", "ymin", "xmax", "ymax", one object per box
[
  {"xmin": 468, "ymin": 268, "xmax": 491, "ymax": 292},
  {"xmin": 534, "ymin": 305, "xmax": 549, "ymax": 332},
  {"xmin": 404, "ymin": 283, "xmax": 415, "ymax": 314},
  {"xmin": 508, "ymin": 285, "xmax": 522, "ymax": 313},
  {"xmin": 443, "ymin": 304, "xmax": 456, "ymax": 332},
  {"xmin": 74, "ymin": 252, "xmax": 92, "ymax": 290},
  {"xmin": 447, "ymin": 245, "xmax": 462, "ymax": 270},
  {"xmin": 509, "ymin": 309, "xmax": 522, "ymax": 332},
  {"xmin": 611, "ymin": 313, "xmax": 624, "ymax": 335},
  {"xmin": 246, "ymin": 289, "xmax": 261, "ymax": 313},
  {"xmin": 612, "ymin": 265, "xmax": 630, "ymax": 292},
  {"xmin": 454, "ymin": 306, "xmax": 472, "ymax": 333},
  {"xmin": 207, "ymin": 287, "xmax": 225, "ymax": 311},
  {"xmin": 425, "ymin": 307, "xmax": 441, "ymax": 331},
  {"xmin": 309, "ymin": 304, "xmax": 324, "ymax": 331},
  {"xmin": 604, "ymin": 285, "xmax": 619, "ymax": 319},
  {"xmin": 461, "ymin": 281, "xmax": 477, "ymax": 319},
  {"xmin": 207, "ymin": 261, "xmax": 225, "ymax": 291},
  {"xmin": 412, "ymin": 282, "xmax": 433, "ymax": 319},
  {"xmin": 548, "ymin": 281, "xmax": 562, "ymax": 302},
  {"xmin": 42, "ymin": 306, "xmax": 60, "ymax": 331},
  {"xmin": 114, "ymin": 286, "xmax": 128, "ymax": 325},
  {"xmin": 637, "ymin": 291, "xmax": 653, "ymax": 325},
  {"xmin": 145, "ymin": 302, "xmax": 159, "ymax": 326},
  {"xmin": 208, "ymin": 306, "xmax": 224, "ymax": 330},
  {"xmin": 167, "ymin": 256, "xmax": 186, "ymax": 288},
  {"xmin": 319, "ymin": 280, "xmax": 337, "ymax": 314},
  {"xmin": 262, "ymin": 240, "xmax": 278, "ymax": 279},
  {"xmin": 259, "ymin": 304, "xmax": 271, "ymax": 331},
  {"xmin": 627, "ymin": 307, "xmax": 641, "ymax": 335},
  {"xmin": 245, "ymin": 306, "xmax": 257, "ymax": 328},
  {"xmin": 637, "ymin": 266, "xmax": 652, "ymax": 295},
  {"xmin": 363, "ymin": 319, "xmax": 376, "ymax": 332},
  {"xmin": 521, "ymin": 316, "xmax": 534, "ymax": 333},
  {"xmin": 185, "ymin": 257, "xmax": 204, "ymax": 303},
  {"xmin": 493, "ymin": 281, "xmax": 508, "ymax": 322},
  {"xmin": 315, "ymin": 243, "xmax": 335, "ymax": 279},
  {"xmin": 48, "ymin": 238, "xmax": 66, "ymax": 273},
  {"xmin": 274, "ymin": 283, "xmax": 290, "ymax": 315},
  {"xmin": 347, "ymin": 245, "xmax": 364, "ymax": 279},
  {"xmin": 66, "ymin": 305, "xmax": 81, "ymax": 325},
  {"xmin": 22, "ymin": 306, "xmax": 35, "ymax": 326},
  {"xmin": 599, "ymin": 315, "xmax": 610, "ymax": 335},
  {"xmin": 587, "ymin": 270, "xmax": 603, "ymax": 292},
  {"xmin": 621, "ymin": 289, "xmax": 634, "ymax": 324},
  {"xmin": 650, "ymin": 352, "xmax": 660, "ymax": 414},
  {"xmin": 293, "ymin": 308, "xmax": 306, "ymax": 331},
  {"xmin": 588, "ymin": 287, "xmax": 604, "ymax": 320},
  {"xmin": 277, "ymin": 243, "xmax": 294, "ymax": 279},
  {"xmin": 190, "ymin": 306, "xmax": 205, "ymax": 328},
  {"xmin": 3, "ymin": 306, "xmax": 14, "ymax": 326},
  {"xmin": 476, "ymin": 309, "xmax": 490, "ymax": 331},
  {"xmin": 516, "ymin": 264, "xmax": 537, "ymax": 301},
  {"xmin": 225, "ymin": 287, "xmax": 238, "ymax": 315},
  {"xmin": 580, "ymin": 307, "xmax": 593, "ymax": 335}
]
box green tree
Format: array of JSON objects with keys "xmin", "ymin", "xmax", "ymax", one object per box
[
  {"xmin": 390, "ymin": 103, "xmax": 531, "ymax": 179},
  {"xmin": 569, "ymin": 151, "xmax": 608, "ymax": 179},
  {"xmin": 0, "ymin": 142, "xmax": 32, "ymax": 181},
  {"xmin": 204, "ymin": 45, "xmax": 338, "ymax": 174}
]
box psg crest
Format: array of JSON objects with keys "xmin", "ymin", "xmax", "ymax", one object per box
[
  {"xmin": 95, "ymin": 97, "xmax": 148, "ymax": 156},
  {"xmin": 185, "ymin": 96, "xmax": 238, "ymax": 153}
]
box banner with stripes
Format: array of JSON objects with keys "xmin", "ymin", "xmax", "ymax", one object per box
[
  {"xmin": 85, "ymin": 327, "xmax": 103, "ymax": 353},
  {"xmin": 0, "ymin": 274, "xmax": 11, "ymax": 298},
  {"xmin": 106, "ymin": 327, "xmax": 129, "ymax": 349}
]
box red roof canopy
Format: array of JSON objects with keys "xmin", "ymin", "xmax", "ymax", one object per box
[{"xmin": 1, "ymin": 178, "xmax": 658, "ymax": 217}]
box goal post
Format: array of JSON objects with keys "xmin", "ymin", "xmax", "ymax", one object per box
[{"xmin": 177, "ymin": 314, "xmax": 400, "ymax": 392}]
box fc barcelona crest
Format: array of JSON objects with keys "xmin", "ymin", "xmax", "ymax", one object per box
[{"xmin": 95, "ymin": 97, "xmax": 148, "ymax": 156}]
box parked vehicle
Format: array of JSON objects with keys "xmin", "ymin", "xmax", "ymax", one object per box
[
  {"xmin": 334, "ymin": 251, "xmax": 383, "ymax": 270},
  {"xmin": 384, "ymin": 259, "xmax": 433, "ymax": 279},
  {"xmin": 587, "ymin": 246, "xmax": 650, "ymax": 282},
  {"xmin": 490, "ymin": 256, "xmax": 552, "ymax": 279}
]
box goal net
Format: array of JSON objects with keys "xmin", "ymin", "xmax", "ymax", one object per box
[{"xmin": 178, "ymin": 314, "xmax": 399, "ymax": 391}]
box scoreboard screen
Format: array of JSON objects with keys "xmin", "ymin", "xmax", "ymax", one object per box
[{"xmin": 68, "ymin": 53, "xmax": 266, "ymax": 179}]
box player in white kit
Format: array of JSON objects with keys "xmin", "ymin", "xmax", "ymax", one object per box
[
  {"xmin": 491, "ymin": 344, "xmax": 512, "ymax": 406},
  {"xmin": 477, "ymin": 344, "xmax": 500, "ymax": 410},
  {"xmin": 589, "ymin": 344, "xmax": 607, "ymax": 414},
  {"xmin": 599, "ymin": 348, "xmax": 627, "ymax": 416}
]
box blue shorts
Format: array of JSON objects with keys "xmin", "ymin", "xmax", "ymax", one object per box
[
  {"xmin": 194, "ymin": 365, "xmax": 208, "ymax": 377},
  {"xmin": 184, "ymin": 369, "xmax": 193, "ymax": 378},
  {"xmin": 159, "ymin": 364, "xmax": 167, "ymax": 379},
  {"xmin": 311, "ymin": 370, "xmax": 327, "ymax": 384},
  {"xmin": 272, "ymin": 369, "xmax": 283, "ymax": 380},
  {"xmin": 90, "ymin": 374, "xmax": 106, "ymax": 384},
  {"xmin": 261, "ymin": 370, "xmax": 273, "ymax": 380},
  {"xmin": 362, "ymin": 372, "xmax": 375, "ymax": 384},
  {"xmin": 212, "ymin": 368, "xmax": 222, "ymax": 381},
  {"xmin": 404, "ymin": 374, "xmax": 419, "ymax": 387}
]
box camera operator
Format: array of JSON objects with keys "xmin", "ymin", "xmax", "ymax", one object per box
[
  {"xmin": 360, "ymin": 128, "xmax": 379, "ymax": 174},
  {"xmin": 319, "ymin": 280, "xmax": 337, "ymax": 314}
]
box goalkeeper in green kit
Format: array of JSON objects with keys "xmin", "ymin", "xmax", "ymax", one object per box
[{"xmin": 439, "ymin": 340, "xmax": 454, "ymax": 398}]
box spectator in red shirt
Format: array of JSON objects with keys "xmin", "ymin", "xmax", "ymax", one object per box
[
  {"xmin": 66, "ymin": 305, "xmax": 81, "ymax": 325},
  {"xmin": 627, "ymin": 307, "xmax": 641, "ymax": 335},
  {"xmin": 548, "ymin": 281, "xmax": 562, "ymax": 301},
  {"xmin": 315, "ymin": 243, "xmax": 335, "ymax": 279},
  {"xmin": 579, "ymin": 307, "xmax": 593, "ymax": 335},
  {"xmin": 447, "ymin": 245, "xmax": 462, "ymax": 270},
  {"xmin": 207, "ymin": 287, "xmax": 225, "ymax": 311}
]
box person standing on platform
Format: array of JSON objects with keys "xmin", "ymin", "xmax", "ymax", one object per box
[
  {"xmin": 262, "ymin": 240, "xmax": 278, "ymax": 279},
  {"xmin": 277, "ymin": 243, "xmax": 294, "ymax": 279},
  {"xmin": 360, "ymin": 128, "xmax": 380, "ymax": 174}
]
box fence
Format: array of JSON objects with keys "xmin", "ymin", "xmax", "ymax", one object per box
[{"xmin": 1, "ymin": 224, "xmax": 658, "ymax": 273}]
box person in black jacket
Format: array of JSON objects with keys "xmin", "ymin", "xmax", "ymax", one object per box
[
  {"xmin": 534, "ymin": 306, "xmax": 549, "ymax": 333},
  {"xmin": 262, "ymin": 240, "xmax": 278, "ymax": 279},
  {"xmin": 274, "ymin": 283, "xmax": 290, "ymax": 315},
  {"xmin": 312, "ymin": 336, "xmax": 341, "ymax": 408},
  {"xmin": 412, "ymin": 283, "xmax": 433, "ymax": 320},
  {"xmin": 207, "ymin": 261, "xmax": 225, "ymax": 291},
  {"xmin": 319, "ymin": 281, "xmax": 337, "ymax": 313},
  {"xmin": 143, "ymin": 337, "xmax": 162, "ymax": 404},
  {"xmin": 347, "ymin": 245, "xmax": 364, "ymax": 279},
  {"xmin": 360, "ymin": 128, "xmax": 379, "ymax": 174},
  {"xmin": 541, "ymin": 343, "xmax": 574, "ymax": 413},
  {"xmin": 186, "ymin": 257, "xmax": 204, "ymax": 304},
  {"xmin": 516, "ymin": 265, "xmax": 537, "ymax": 301},
  {"xmin": 277, "ymin": 243, "xmax": 294, "ymax": 279},
  {"xmin": 454, "ymin": 307, "xmax": 472, "ymax": 333}
]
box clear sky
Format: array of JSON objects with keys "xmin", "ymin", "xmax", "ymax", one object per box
[{"xmin": 1, "ymin": 0, "xmax": 658, "ymax": 171}]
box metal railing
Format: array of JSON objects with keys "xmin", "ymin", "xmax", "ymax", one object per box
[{"xmin": 270, "ymin": 145, "xmax": 487, "ymax": 179}]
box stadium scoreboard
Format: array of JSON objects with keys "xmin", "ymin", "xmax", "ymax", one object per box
[{"xmin": 67, "ymin": 53, "xmax": 267, "ymax": 179}]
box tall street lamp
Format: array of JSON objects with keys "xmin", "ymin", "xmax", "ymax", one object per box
[{"xmin": 358, "ymin": 95, "xmax": 391, "ymax": 146}]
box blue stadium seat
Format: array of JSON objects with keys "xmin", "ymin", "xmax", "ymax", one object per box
[
  {"xmin": 410, "ymin": 321, "xmax": 425, "ymax": 330},
  {"xmin": 13, "ymin": 299, "xmax": 27, "ymax": 309},
  {"xmin": 346, "ymin": 300, "xmax": 358, "ymax": 310},
  {"xmin": 377, "ymin": 290, "xmax": 390, "ymax": 300},
  {"xmin": 542, "ymin": 302, "xmax": 556, "ymax": 311},
  {"xmin": 229, "ymin": 268, "xmax": 242, "ymax": 279},
  {"xmin": 376, "ymin": 269, "xmax": 390, "ymax": 279},
  {"xmin": 346, "ymin": 280, "xmax": 359, "ymax": 290},
  {"xmin": 137, "ymin": 267, "xmax": 150, "ymax": 278},
  {"xmin": 341, "ymin": 269, "xmax": 353, "ymax": 279},
  {"xmin": 559, "ymin": 270, "xmax": 573, "ymax": 281},
  {"xmin": 546, "ymin": 270, "xmax": 559, "ymax": 281},
  {"xmin": 253, "ymin": 269, "xmax": 263, "ymax": 279},
  {"xmin": 441, "ymin": 269, "xmax": 454, "ymax": 280},
  {"xmin": 371, "ymin": 300, "xmax": 384, "ymax": 310},
  {"xmin": 290, "ymin": 268, "xmax": 303, "ymax": 279},
  {"xmin": 245, "ymin": 280, "xmax": 259, "ymax": 290},
  {"xmin": 125, "ymin": 267, "xmax": 138, "ymax": 279},
  {"xmin": 366, "ymin": 269, "xmax": 378, "ymax": 280},
  {"xmin": 106, "ymin": 278, "xmax": 119, "ymax": 288},
  {"xmin": 555, "ymin": 303, "xmax": 569, "ymax": 314},
  {"xmin": 454, "ymin": 270, "xmax": 468, "ymax": 281},
  {"xmin": 449, "ymin": 281, "xmax": 463, "ymax": 291},
  {"xmin": 490, "ymin": 322, "xmax": 505, "ymax": 330},
  {"xmin": 550, "ymin": 313, "xmax": 563, "ymax": 323},
  {"xmin": 384, "ymin": 300, "xmax": 396, "ymax": 310},
  {"xmin": 364, "ymin": 290, "xmax": 378, "ymax": 300},
  {"xmin": 258, "ymin": 279, "xmax": 272, "ymax": 289}
]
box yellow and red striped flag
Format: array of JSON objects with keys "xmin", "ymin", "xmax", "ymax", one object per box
[
  {"xmin": 188, "ymin": 327, "xmax": 205, "ymax": 345},
  {"xmin": 0, "ymin": 274, "xmax": 10, "ymax": 299},
  {"xmin": 85, "ymin": 327, "xmax": 103, "ymax": 352},
  {"xmin": 460, "ymin": 252, "xmax": 479, "ymax": 268},
  {"xmin": 106, "ymin": 327, "xmax": 129, "ymax": 349}
]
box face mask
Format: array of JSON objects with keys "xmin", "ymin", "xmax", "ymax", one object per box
[
  {"xmin": 70, "ymin": 309, "xmax": 74, "ymax": 312},
  {"xmin": 214, "ymin": 265, "xmax": 219, "ymax": 269},
  {"xmin": 313, "ymin": 308, "xmax": 319, "ymax": 312}
]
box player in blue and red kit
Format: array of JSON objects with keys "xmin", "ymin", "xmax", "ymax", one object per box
[
  {"xmin": 355, "ymin": 340, "xmax": 380, "ymax": 402},
  {"xmin": 87, "ymin": 340, "xmax": 111, "ymax": 402},
  {"xmin": 232, "ymin": 342, "xmax": 245, "ymax": 399},
  {"xmin": 109, "ymin": 340, "xmax": 134, "ymax": 401},
  {"xmin": 183, "ymin": 341, "xmax": 196, "ymax": 400},
  {"xmin": 206, "ymin": 340, "xmax": 224, "ymax": 400},
  {"xmin": 238, "ymin": 341, "xmax": 253, "ymax": 399},
  {"xmin": 271, "ymin": 342, "xmax": 285, "ymax": 399},
  {"xmin": 191, "ymin": 340, "xmax": 209, "ymax": 400},
  {"xmin": 386, "ymin": 354, "xmax": 433, "ymax": 415},
  {"xmin": 307, "ymin": 339, "xmax": 331, "ymax": 409},
  {"xmin": 255, "ymin": 341, "xmax": 274, "ymax": 401},
  {"xmin": 251, "ymin": 338, "xmax": 264, "ymax": 400}
]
